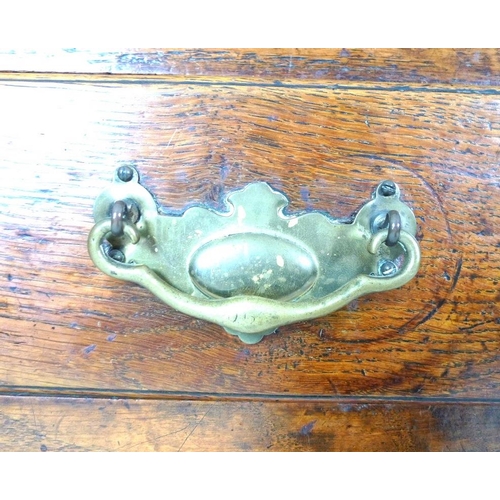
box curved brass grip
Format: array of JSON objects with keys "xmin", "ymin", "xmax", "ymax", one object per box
[{"xmin": 88, "ymin": 167, "xmax": 421, "ymax": 343}]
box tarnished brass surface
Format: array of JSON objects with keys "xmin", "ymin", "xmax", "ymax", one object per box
[{"xmin": 88, "ymin": 167, "xmax": 420, "ymax": 343}]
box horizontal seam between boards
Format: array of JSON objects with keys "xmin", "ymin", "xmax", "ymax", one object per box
[
  {"xmin": 0, "ymin": 73, "xmax": 500, "ymax": 94},
  {"xmin": 0, "ymin": 387, "xmax": 499, "ymax": 405}
]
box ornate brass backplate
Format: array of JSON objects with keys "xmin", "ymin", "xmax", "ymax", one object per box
[{"xmin": 88, "ymin": 167, "xmax": 420, "ymax": 343}]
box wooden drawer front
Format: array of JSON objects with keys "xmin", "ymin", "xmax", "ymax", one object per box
[{"xmin": 1, "ymin": 49, "xmax": 499, "ymax": 450}]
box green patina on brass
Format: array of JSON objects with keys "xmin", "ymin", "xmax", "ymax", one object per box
[{"xmin": 88, "ymin": 167, "xmax": 421, "ymax": 343}]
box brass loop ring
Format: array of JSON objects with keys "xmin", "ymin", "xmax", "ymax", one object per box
[
  {"xmin": 110, "ymin": 200, "xmax": 128, "ymax": 237},
  {"xmin": 383, "ymin": 210, "xmax": 402, "ymax": 247}
]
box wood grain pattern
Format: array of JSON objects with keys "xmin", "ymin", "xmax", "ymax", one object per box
[
  {"xmin": 0, "ymin": 79, "xmax": 499, "ymax": 399},
  {"xmin": 0, "ymin": 49, "xmax": 499, "ymax": 86},
  {"xmin": 2, "ymin": 395, "xmax": 499, "ymax": 451},
  {"xmin": 1, "ymin": 49, "xmax": 500, "ymax": 450}
]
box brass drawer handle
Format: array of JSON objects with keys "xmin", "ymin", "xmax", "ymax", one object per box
[{"xmin": 88, "ymin": 167, "xmax": 420, "ymax": 343}]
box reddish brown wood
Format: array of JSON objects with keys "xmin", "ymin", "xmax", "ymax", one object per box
[
  {"xmin": 0, "ymin": 79, "xmax": 499, "ymax": 399},
  {"xmin": 0, "ymin": 49, "xmax": 499, "ymax": 86},
  {"xmin": 1, "ymin": 395, "xmax": 499, "ymax": 451},
  {"xmin": 1, "ymin": 50, "xmax": 500, "ymax": 450}
]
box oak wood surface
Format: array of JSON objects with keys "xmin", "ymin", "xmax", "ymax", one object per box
[
  {"xmin": 1, "ymin": 49, "xmax": 500, "ymax": 86},
  {"xmin": 1, "ymin": 49, "xmax": 499, "ymax": 450},
  {"xmin": 1, "ymin": 80, "xmax": 498, "ymax": 398},
  {"xmin": 2, "ymin": 395, "xmax": 499, "ymax": 452}
]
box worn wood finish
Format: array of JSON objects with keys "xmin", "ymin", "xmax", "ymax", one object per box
[
  {"xmin": 1, "ymin": 395, "xmax": 499, "ymax": 452},
  {"xmin": 1, "ymin": 49, "xmax": 499, "ymax": 450},
  {"xmin": 1, "ymin": 49, "xmax": 500, "ymax": 86},
  {"xmin": 1, "ymin": 79, "xmax": 498, "ymax": 398}
]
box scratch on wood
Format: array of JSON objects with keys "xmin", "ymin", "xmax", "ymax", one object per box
[
  {"xmin": 166, "ymin": 129, "xmax": 178, "ymax": 149},
  {"xmin": 177, "ymin": 409, "xmax": 211, "ymax": 452},
  {"xmin": 113, "ymin": 424, "xmax": 192, "ymax": 452},
  {"xmin": 54, "ymin": 415, "xmax": 64, "ymax": 441}
]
